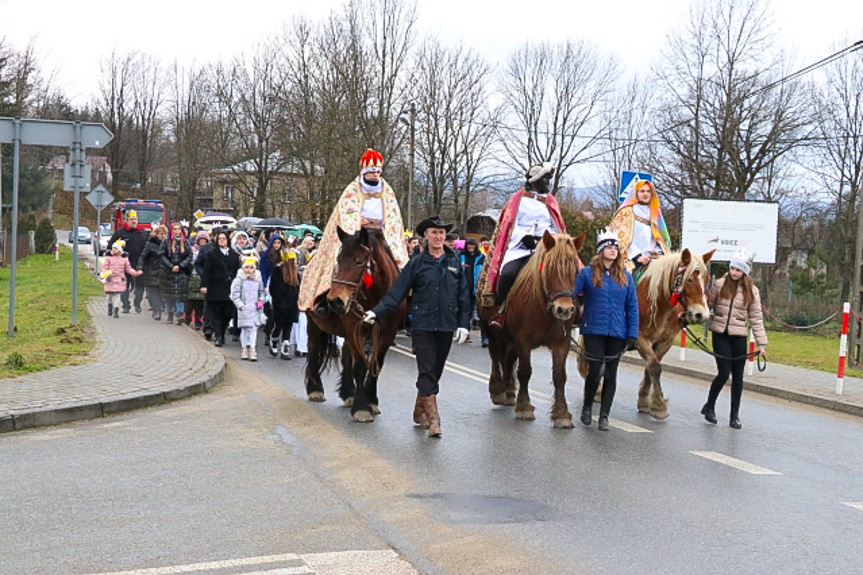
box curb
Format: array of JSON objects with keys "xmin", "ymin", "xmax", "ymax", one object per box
[
  {"xmin": 0, "ymin": 358, "xmax": 226, "ymax": 434},
  {"xmin": 620, "ymin": 355, "xmax": 863, "ymax": 418}
]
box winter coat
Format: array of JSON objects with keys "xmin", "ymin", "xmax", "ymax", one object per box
[
  {"xmin": 260, "ymin": 235, "xmax": 284, "ymax": 288},
  {"xmin": 574, "ymin": 265, "xmax": 639, "ymax": 340},
  {"xmin": 137, "ymin": 235, "xmax": 164, "ymax": 288},
  {"xmin": 230, "ymin": 269, "xmax": 265, "ymax": 327},
  {"xmin": 460, "ymin": 250, "xmax": 485, "ymax": 294},
  {"xmin": 708, "ymin": 276, "xmax": 768, "ymax": 346},
  {"xmin": 108, "ymin": 226, "xmax": 149, "ymax": 270},
  {"xmin": 102, "ymin": 254, "xmax": 137, "ymax": 293},
  {"xmin": 372, "ymin": 248, "xmax": 471, "ymax": 332},
  {"xmin": 159, "ymin": 238, "xmax": 193, "ymax": 300},
  {"xmin": 195, "ymin": 242, "xmax": 213, "ymax": 277},
  {"xmin": 201, "ymin": 247, "xmax": 242, "ymax": 302},
  {"xmin": 268, "ymin": 263, "xmax": 300, "ymax": 325}
]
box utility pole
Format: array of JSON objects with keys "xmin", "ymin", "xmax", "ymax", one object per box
[
  {"xmin": 408, "ymin": 102, "xmax": 415, "ymax": 232},
  {"xmin": 849, "ymin": 185, "xmax": 863, "ymax": 368}
]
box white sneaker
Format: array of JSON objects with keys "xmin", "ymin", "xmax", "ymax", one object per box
[
  {"xmin": 240, "ymin": 346, "xmax": 249, "ymax": 360},
  {"xmin": 249, "ymin": 347, "xmax": 258, "ymax": 361}
]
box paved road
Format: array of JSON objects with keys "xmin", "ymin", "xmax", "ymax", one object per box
[{"xmin": 4, "ymin": 327, "xmax": 862, "ymax": 574}]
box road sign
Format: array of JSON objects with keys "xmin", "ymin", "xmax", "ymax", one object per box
[
  {"xmin": 63, "ymin": 163, "xmax": 92, "ymax": 192},
  {"xmin": 86, "ymin": 185, "xmax": 114, "ymax": 211},
  {"xmin": 194, "ymin": 209, "xmax": 205, "ymax": 220},
  {"xmin": 619, "ymin": 171, "xmax": 653, "ymax": 203},
  {"xmin": 0, "ymin": 117, "xmax": 112, "ymax": 148}
]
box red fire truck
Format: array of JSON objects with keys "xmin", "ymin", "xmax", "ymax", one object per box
[{"xmin": 112, "ymin": 199, "xmax": 168, "ymax": 232}]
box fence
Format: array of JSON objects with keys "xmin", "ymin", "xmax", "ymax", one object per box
[{"xmin": 0, "ymin": 232, "xmax": 33, "ymax": 266}]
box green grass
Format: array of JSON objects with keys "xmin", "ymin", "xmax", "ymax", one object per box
[
  {"xmin": 0, "ymin": 247, "xmax": 103, "ymax": 378},
  {"xmin": 682, "ymin": 327, "xmax": 860, "ymax": 378}
]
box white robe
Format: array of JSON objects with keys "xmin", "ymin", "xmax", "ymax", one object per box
[
  {"xmin": 627, "ymin": 203, "xmax": 659, "ymax": 260},
  {"xmin": 502, "ymin": 196, "xmax": 557, "ymax": 267}
]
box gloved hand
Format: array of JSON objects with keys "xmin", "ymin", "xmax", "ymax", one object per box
[
  {"xmin": 256, "ymin": 301, "xmax": 264, "ymax": 310},
  {"xmin": 626, "ymin": 337, "xmax": 638, "ymax": 352},
  {"xmin": 363, "ymin": 311, "xmax": 376, "ymax": 324},
  {"xmin": 455, "ymin": 327, "xmax": 469, "ymax": 344},
  {"xmin": 519, "ymin": 235, "xmax": 538, "ymax": 250}
]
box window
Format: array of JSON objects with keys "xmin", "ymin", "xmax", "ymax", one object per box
[
  {"xmin": 249, "ymin": 186, "xmax": 258, "ymax": 198},
  {"xmin": 223, "ymin": 185, "xmax": 235, "ymax": 201}
]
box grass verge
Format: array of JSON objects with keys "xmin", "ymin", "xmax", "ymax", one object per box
[{"xmin": 0, "ymin": 247, "xmax": 102, "ymax": 378}]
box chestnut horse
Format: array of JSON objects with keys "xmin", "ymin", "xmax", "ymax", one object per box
[
  {"xmin": 479, "ymin": 230, "xmax": 586, "ymax": 428},
  {"xmin": 304, "ymin": 227, "xmax": 406, "ymax": 422},
  {"xmin": 579, "ymin": 248, "xmax": 714, "ymax": 419}
]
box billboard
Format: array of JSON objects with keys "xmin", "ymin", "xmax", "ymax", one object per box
[{"xmin": 680, "ymin": 199, "xmax": 778, "ymax": 264}]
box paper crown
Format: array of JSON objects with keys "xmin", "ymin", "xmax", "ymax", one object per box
[
  {"xmin": 179, "ymin": 219, "xmax": 189, "ymax": 228},
  {"xmin": 242, "ymin": 257, "xmax": 258, "ymax": 267},
  {"xmin": 731, "ymin": 249, "xmax": 755, "ymax": 262},
  {"xmin": 126, "ymin": 210, "xmax": 137, "ymax": 219},
  {"xmin": 112, "ymin": 239, "xmax": 126, "ymax": 251},
  {"xmin": 360, "ymin": 148, "xmax": 384, "ymax": 170},
  {"xmin": 730, "ymin": 249, "xmax": 755, "ymax": 274},
  {"xmin": 595, "ymin": 227, "xmax": 621, "ymax": 253}
]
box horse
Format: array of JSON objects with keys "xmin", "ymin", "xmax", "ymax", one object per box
[
  {"xmin": 304, "ymin": 227, "xmax": 406, "ymax": 422},
  {"xmin": 478, "ymin": 230, "xmax": 586, "ymax": 428},
  {"xmin": 579, "ymin": 248, "xmax": 714, "ymax": 419}
]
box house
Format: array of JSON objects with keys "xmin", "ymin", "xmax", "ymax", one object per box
[{"xmin": 45, "ymin": 155, "xmax": 113, "ymax": 188}]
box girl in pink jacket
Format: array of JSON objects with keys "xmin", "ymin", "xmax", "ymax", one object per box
[{"xmin": 101, "ymin": 240, "xmax": 143, "ymax": 318}]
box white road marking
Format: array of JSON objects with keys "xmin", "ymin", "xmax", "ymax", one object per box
[
  {"xmin": 593, "ymin": 416, "xmax": 653, "ymax": 433},
  {"xmin": 842, "ymin": 502, "xmax": 863, "ymax": 512},
  {"xmin": 87, "ymin": 550, "xmax": 416, "ymax": 575},
  {"xmin": 689, "ymin": 451, "xmax": 782, "ymax": 475},
  {"xmin": 391, "ymin": 346, "xmax": 487, "ymax": 384}
]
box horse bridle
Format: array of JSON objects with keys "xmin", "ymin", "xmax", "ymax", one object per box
[{"xmin": 331, "ymin": 248, "xmax": 373, "ymax": 318}]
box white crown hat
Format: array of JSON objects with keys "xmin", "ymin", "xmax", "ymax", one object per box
[
  {"xmin": 730, "ymin": 249, "xmax": 755, "ymax": 275},
  {"xmin": 527, "ymin": 161, "xmax": 554, "ymax": 183},
  {"xmin": 595, "ymin": 227, "xmax": 620, "ymax": 253}
]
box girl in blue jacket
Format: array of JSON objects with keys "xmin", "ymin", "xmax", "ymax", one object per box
[{"xmin": 573, "ymin": 228, "xmax": 640, "ymax": 430}]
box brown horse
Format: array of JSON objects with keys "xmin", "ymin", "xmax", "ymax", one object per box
[
  {"xmin": 579, "ymin": 248, "xmax": 714, "ymax": 419},
  {"xmin": 304, "ymin": 227, "xmax": 406, "ymax": 422},
  {"xmin": 479, "ymin": 230, "xmax": 586, "ymax": 428}
]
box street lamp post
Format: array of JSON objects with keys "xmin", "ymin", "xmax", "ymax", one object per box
[{"xmin": 408, "ymin": 102, "xmax": 415, "ymax": 231}]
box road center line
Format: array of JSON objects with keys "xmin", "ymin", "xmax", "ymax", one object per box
[
  {"xmin": 391, "ymin": 346, "xmax": 487, "ymax": 383},
  {"xmin": 689, "ymin": 451, "xmax": 782, "ymax": 475},
  {"xmin": 842, "ymin": 502, "xmax": 863, "ymax": 512}
]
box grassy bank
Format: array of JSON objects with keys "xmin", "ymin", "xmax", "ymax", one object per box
[
  {"xmin": 0, "ymin": 247, "xmax": 102, "ymax": 378},
  {"xmin": 683, "ymin": 327, "xmax": 860, "ymax": 378}
]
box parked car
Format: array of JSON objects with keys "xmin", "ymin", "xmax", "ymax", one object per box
[
  {"xmin": 193, "ymin": 213, "xmax": 238, "ymax": 232},
  {"xmin": 68, "ymin": 226, "xmax": 91, "ymax": 244},
  {"xmin": 93, "ymin": 226, "xmax": 112, "ymax": 255}
]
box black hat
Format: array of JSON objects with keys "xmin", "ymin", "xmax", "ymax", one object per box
[{"xmin": 415, "ymin": 215, "xmax": 453, "ymax": 236}]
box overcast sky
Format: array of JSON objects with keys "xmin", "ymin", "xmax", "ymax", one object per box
[{"xmin": 2, "ymin": 0, "xmax": 862, "ymax": 107}]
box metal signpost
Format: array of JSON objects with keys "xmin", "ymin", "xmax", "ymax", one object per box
[
  {"xmin": 86, "ymin": 184, "xmax": 114, "ymax": 273},
  {"xmin": 0, "ymin": 117, "xmax": 113, "ymax": 335}
]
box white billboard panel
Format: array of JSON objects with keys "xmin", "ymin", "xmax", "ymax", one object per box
[{"xmin": 681, "ymin": 199, "xmax": 778, "ymax": 264}]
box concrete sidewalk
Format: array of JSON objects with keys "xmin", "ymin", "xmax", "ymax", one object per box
[
  {"xmin": 0, "ymin": 298, "xmax": 225, "ymax": 433},
  {"xmin": 620, "ymin": 342, "xmax": 863, "ymax": 417}
]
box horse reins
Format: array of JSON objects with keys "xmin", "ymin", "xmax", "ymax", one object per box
[
  {"xmin": 680, "ymin": 323, "xmax": 767, "ymax": 372},
  {"xmin": 331, "ymin": 254, "xmax": 382, "ymax": 377}
]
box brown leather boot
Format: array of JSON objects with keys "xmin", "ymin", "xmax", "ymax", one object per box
[
  {"xmin": 413, "ymin": 393, "xmax": 429, "ymax": 429},
  {"xmin": 424, "ymin": 394, "xmax": 442, "ymax": 438}
]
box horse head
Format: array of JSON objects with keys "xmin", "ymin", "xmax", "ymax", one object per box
[
  {"xmin": 677, "ymin": 248, "xmax": 714, "ymax": 324},
  {"xmin": 328, "ymin": 226, "xmax": 374, "ymax": 315},
  {"xmin": 538, "ymin": 230, "xmax": 586, "ymax": 322}
]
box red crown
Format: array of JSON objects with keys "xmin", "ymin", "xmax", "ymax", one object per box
[{"xmin": 360, "ymin": 148, "xmax": 384, "ymax": 169}]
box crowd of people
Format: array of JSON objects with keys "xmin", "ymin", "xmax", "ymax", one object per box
[
  {"xmin": 98, "ymin": 152, "xmax": 768, "ymax": 436},
  {"xmin": 102, "ymin": 209, "xmax": 321, "ymax": 363}
]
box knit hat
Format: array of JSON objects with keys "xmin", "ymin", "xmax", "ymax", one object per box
[
  {"xmin": 730, "ymin": 250, "xmax": 754, "ymax": 275},
  {"xmin": 595, "ymin": 227, "xmax": 620, "ymax": 254},
  {"xmin": 111, "ymin": 239, "xmax": 126, "ymax": 252},
  {"xmin": 195, "ymin": 229, "xmax": 210, "ymax": 243}
]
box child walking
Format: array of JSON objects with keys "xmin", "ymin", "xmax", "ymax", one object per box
[
  {"xmin": 266, "ymin": 248, "xmax": 300, "ymax": 359},
  {"xmin": 230, "ymin": 257, "xmax": 265, "ymax": 361},
  {"xmin": 101, "ymin": 240, "xmax": 143, "ymax": 318}
]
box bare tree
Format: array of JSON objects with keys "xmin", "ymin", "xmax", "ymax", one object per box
[
  {"xmin": 97, "ymin": 50, "xmax": 138, "ymax": 190},
  {"xmin": 498, "ymin": 39, "xmax": 619, "ymax": 194},
  {"xmin": 130, "ymin": 54, "xmax": 164, "ymax": 191}
]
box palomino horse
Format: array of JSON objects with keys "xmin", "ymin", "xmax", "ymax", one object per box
[
  {"xmin": 479, "ymin": 230, "xmax": 586, "ymax": 428},
  {"xmin": 304, "ymin": 227, "xmax": 406, "ymax": 422},
  {"xmin": 580, "ymin": 248, "xmax": 714, "ymax": 419}
]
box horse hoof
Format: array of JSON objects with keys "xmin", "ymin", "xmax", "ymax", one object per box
[
  {"xmin": 370, "ymin": 404, "xmax": 381, "ymax": 415},
  {"xmin": 491, "ymin": 393, "xmax": 516, "ymax": 406},
  {"xmin": 650, "ymin": 410, "xmax": 669, "ymax": 420},
  {"xmin": 308, "ymin": 392, "xmax": 326, "ymax": 402},
  {"xmin": 515, "ymin": 409, "xmax": 536, "ymax": 420},
  {"xmin": 553, "ymin": 417, "xmax": 574, "ymax": 429},
  {"xmin": 343, "ymin": 397, "xmax": 354, "ymax": 408},
  {"xmin": 353, "ymin": 410, "xmax": 374, "ymax": 423}
]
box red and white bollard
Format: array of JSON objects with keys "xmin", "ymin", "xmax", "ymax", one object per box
[
  {"xmin": 837, "ymin": 301, "xmax": 850, "ymax": 395},
  {"xmin": 679, "ymin": 329, "xmax": 687, "ymax": 361},
  {"xmin": 54, "ymin": 242, "xmax": 59, "ymax": 261},
  {"xmin": 747, "ymin": 330, "xmax": 756, "ymax": 376}
]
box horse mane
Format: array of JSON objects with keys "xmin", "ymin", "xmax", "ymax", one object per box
[
  {"xmin": 509, "ymin": 233, "xmax": 581, "ymax": 310},
  {"xmin": 642, "ymin": 250, "xmax": 707, "ymax": 310}
]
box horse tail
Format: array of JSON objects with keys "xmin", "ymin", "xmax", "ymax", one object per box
[{"xmin": 576, "ymin": 334, "xmax": 589, "ymax": 379}]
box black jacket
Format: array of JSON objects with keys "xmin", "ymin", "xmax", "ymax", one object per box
[
  {"xmin": 159, "ymin": 238, "xmax": 193, "ymax": 299},
  {"xmin": 108, "ymin": 226, "xmax": 149, "ymax": 270},
  {"xmin": 201, "ymin": 247, "xmax": 241, "ymax": 302},
  {"xmin": 137, "ymin": 235, "xmax": 164, "ymax": 288},
  {"xmin": 195, "ymin": 242, "xmax": 213, "ymax": 277},
  {"xmin": 372, "ymin": 248, "xmax": 470, "ymax": 332},
  {"xmin": 268, "ymin": 263, "xmax": 300, "ymax": 325}
]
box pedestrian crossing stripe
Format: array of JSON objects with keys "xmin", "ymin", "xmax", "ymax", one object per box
[
  {"xmin": 86, "ymin": 549, "xmax": 417, "ymax": 575},
  {"xmin": 842, "ymin": 502, "xmax": 863, "ymax": 512},
  {"xmin": 689, "ymin": 451, "xmax": 781, "ymax": 475}
]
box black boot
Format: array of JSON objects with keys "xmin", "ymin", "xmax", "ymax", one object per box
[
  {"xmin": 730, "ymin": 412, "xmax": 742, "ymax": 429},
  {"xmin": 701, "ymin": 403, "xmax": 718, "ymax": 424},
  {"xmin": 108, "ymin": 303, "xmax": 113, "ymax": 316},
  {"xmin": 167, "ymin": 312, "xmax": 174, "ymax": 323},
  {"xmin": 580, "ymin": 405, "xmax": 592, "ymax": 426},
  {"xmin": 113, "ymin": 307, "xmax": 119, "ymax": 319},
  {"xmin": 597, "ymin": 414, "xmax": 610, "ymax": 431},
  {"xmin": 214, "ymin": 336, "xmax": 225, "ymax": 347}
]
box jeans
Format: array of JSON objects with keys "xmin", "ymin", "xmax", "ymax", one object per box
[{"xmin": 121, "ymin": 274, "xmax": 145, "ymax": 309}]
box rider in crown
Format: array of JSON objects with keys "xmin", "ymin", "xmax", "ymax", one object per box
[{"xmin": 609, "ymin": 179, "xmax": 671, "ymax": 280}]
